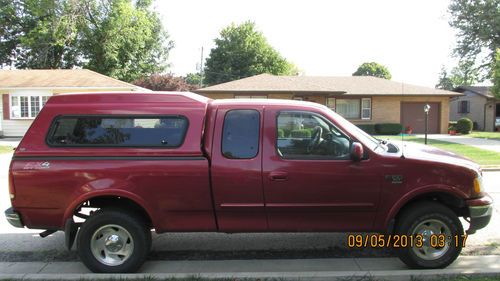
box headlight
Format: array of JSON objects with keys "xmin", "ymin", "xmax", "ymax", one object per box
[{"xmin": 473, "ymin": 173, "xmax": 484, "ymax": 194}]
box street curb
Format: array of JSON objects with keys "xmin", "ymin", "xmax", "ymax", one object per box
[
  {"xmin": 1, "ymin": 269, "xmax": 500, "ymax": 281},
  {"xmin": 482, "ymin": 167, "xmax": 500, "ymax": 171}
]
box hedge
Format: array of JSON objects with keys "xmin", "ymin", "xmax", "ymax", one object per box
[
  {"xmin": 290, "ymin": 129, "xmax": 312, "ymax": 138},
  {"xmin": 375, "ymin": 123, "xmax": 403, "ymax": 135},
  {"xmin": 277, "ymin": 128, "xmax": 285, "ymax": 138},
  {"xmin": 357, "ymin": 124, "xmax": 376, "ymax": 135}
]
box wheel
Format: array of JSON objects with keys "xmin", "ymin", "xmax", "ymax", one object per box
[
  {"xmin": 395, "ymin": 201, "xmax": 464, "ymax": 269},
  {"xmin": 76, "ymin": 209, "xmax": 151, "ymax": 273}
]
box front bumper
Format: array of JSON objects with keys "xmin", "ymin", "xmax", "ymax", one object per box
[
  {"xmin": 466, "ymin": 196, "xmax": 493, "ymax": 234},
  {"xmin": 5, "ymin": 207, "xmax": 24, "ymax": 228}
]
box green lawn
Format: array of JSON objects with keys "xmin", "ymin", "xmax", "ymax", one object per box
[
  {"xmin": 379, "ymin": 135, "xmax": 500, "ymax": 166},
  {"xmin": 0, "ymin": 145, "xmax": 13, "ymax": 154},
  {"xmin": 468, "ymin": 131, "xmax": 500, "ymax": 141}
]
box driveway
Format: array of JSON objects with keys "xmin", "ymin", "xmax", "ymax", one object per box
[{"xmin": 421, "ymin": 134, "xmax": 500, "ymax": 153}]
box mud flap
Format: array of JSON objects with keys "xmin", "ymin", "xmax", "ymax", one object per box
[{"xmin": 64, "ymin": 218, "xmax": 79, "ymax": 251}]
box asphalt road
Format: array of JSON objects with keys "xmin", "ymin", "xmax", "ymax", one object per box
[{"xmin": 0, "ymin": 152, "xmax": 498, "ymax": 261}]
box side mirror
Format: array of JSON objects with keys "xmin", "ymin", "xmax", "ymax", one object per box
[{"xmin": 351, "ymin": 142, "xmax": 364, "ymax": 161}]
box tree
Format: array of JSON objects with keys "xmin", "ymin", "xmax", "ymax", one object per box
[
  {"xmin": 352, "ymin": 62, "xmax": 392, "ymax": 79},
  {"xmin": 204, "ymin": 21, "xmax": 296, "ymax": 85},
  {"xmin": 0, "ymin": 0, "xmax": 84, "ymax": 68},
  {"xmin": 435, "ymin": 67, "xmax": 455, "ymax": 90},
  {"xmin": 0, "ymin": 0, "xmax": 173, "ymax": 82},
  {"xmin": 448, "ymin": 0, "xmax": 500, "ymax": 79},
  {"xmin": 435, "ymin": 60, "xmax": 479, "ymax": 90},
  {"xmin": 81, "ymin": 0, "xmax": 173, "ymax": 82},
  {"xmin": 133, "ymin": 74, "xmax": 198, "ymax": 91},
  {"xmin": 184, "ymin": 73, "xmax": 203, "ymax": 87},
  {"xmin": 493, "ymin": 48, "xmax": 500, "ymax": 98}
]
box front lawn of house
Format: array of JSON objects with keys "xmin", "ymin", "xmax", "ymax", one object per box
[
  {"xmin": 468, "ymin": 131, "xmax": 500, "ymax": 142},
  {"xmin": 0, "ymin": 146, "xmax": 13, "ymax": 154},
  {"xmin": 379, "ymin": 135, "xmax": 500, "ymax": 166}
]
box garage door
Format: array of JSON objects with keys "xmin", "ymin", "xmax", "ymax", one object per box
[{"xmin": 401, "ymin": 102, "xmax": 440, "ymax": 134}]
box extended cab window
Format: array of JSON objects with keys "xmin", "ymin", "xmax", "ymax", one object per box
[
  {"xmin": 47, "ymin": 116, "xmax": 188, "ymax": 147},
  {"xmin": 277, "ymin": 112, "xmax": 350, "ymax": 160},
  {"xmin": 222, "ymin": 110, "xmax": 260, "ymax": 159}
]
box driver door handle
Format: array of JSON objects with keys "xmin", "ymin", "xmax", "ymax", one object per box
[{"xmin": 269, "ymin": 171, "xmax": 288, "ymax": 181}]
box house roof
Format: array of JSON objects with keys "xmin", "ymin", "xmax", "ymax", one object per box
[
  {"xmin": 454, "ymin": 86, "xmax": 494, "ymax": 99},
  {"xmin": 196, "ymin": 73, "xmax": 461, "ymax": 96},
  {"xmin": 0, "ymin": 69, "xmax": 139, "ymax": 90}
]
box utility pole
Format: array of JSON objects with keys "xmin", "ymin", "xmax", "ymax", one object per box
[{"xmin": 199, "ymin": 47, "xmax": 204, "ymax": 88}]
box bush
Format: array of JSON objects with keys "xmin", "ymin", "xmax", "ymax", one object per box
[
  {"xmin": 448, "ymin": 121, "xmax": 457, "ymax": 131},
  {"xmin": 290, "ymin": 129, "xmax": 312, "ymax": 138},
  {"xmin": 277, "ymin": 128, "xmax": 285, "ymax": 138},
  {"xmin": 457, "ymin": 118, "xmax": 473, "ymax": 134},
  {"xmin": 357, "ymin": 124, "xmax": 376, "ymax": 135},
  {"xmin": 375, "ymin": 123, "xmax": 403, "ymax": 135}
]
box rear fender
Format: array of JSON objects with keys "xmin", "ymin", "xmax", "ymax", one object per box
[{"xmin": 61, "ymin": 179, "xmax": 158, "ymax": 229}]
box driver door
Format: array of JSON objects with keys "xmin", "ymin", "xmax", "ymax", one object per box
[{"xmin": 262, "ymin": 109, "xmax": 381, "ymax": 231}]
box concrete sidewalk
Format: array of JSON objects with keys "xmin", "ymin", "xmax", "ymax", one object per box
[
  {"xmin": 1, "ymin": 256, "xmax": 500, "ymax": 280},
  {"xmin": 419, "ymin": 134, "xmax": 500, "ymax": 153}
]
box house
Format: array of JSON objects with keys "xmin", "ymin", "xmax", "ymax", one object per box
[
  {"xmin": 0, "ymin": 69, "xmax": 142, "ymax": 137},
  {"xmin": 195, "ymin": 74, "xmax": 461, "ymax": 134},
  {"xmin": 450, "ymin": 86, "xmax": 499, "ymax": 131}
]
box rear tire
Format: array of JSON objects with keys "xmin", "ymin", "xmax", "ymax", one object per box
[
  {"xmin": 396, "ymin": 201, "xmax": 464, "ymax": 269},
  {"xmin": 77, "ymin": 209, "xmax": 151, "ymax": 273}
]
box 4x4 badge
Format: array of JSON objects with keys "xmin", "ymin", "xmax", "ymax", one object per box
[{"xmin": 385, "ymin": 175, "xmax": 403, "ymax": 184}]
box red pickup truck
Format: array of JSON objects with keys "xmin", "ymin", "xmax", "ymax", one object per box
[{"xmin": 5, "ymin": 92, "xmax": 492, "ymax": 273}]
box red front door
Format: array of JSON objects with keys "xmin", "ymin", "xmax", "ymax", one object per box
[{"xmin": 262, "ymin": 108, "xmax": 381, "ymax": 231}]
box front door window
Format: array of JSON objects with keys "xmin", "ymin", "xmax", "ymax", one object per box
[{"xmin": 276, "ymin": 112, "xmax": 350, "ymax": 160}]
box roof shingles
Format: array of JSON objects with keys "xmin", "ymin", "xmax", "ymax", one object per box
[
  {"xmin": 196, "ymin": 73, "xmax": 460, "ymax": 96},
  {"xmin": 0, "ymin": 69, "xmax": 138, "ymax": 89}
]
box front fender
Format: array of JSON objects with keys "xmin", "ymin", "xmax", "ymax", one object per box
[{"xmin": 383, "ymin": 184, "xmax": 468, "ymax": 230}]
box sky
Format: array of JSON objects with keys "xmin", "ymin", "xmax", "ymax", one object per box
[{"xmin": 156, "ymin": 0, "xmax": 459, "ymax": 88}]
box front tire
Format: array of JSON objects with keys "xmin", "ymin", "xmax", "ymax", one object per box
[
  {"xmin": 396, "ymin": 201, "xmax": 464, "ymax": 269},
  {"xmin": 77, "ymin": 209, "xmax": 151, "ymax": 273}
]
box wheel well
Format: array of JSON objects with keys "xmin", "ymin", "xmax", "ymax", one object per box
[
  {"xmin": 74, "ymin": 196, "xmax": 152, "ymax": 228},
  {"xmin": 391, "ymin": 192, "xmax": 467, "ymax": 233}
]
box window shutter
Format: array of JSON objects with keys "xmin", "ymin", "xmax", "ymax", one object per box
[{"xmin": 467, "ymin": 101, "xmax": 470, "ymax": 113}]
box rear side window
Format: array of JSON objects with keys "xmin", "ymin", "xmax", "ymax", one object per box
[
  {"xmin": 47, "ymin": 116, "xmax": 188, "ymax": 147},
  {"xmin": 222, "ymin": 110, "xmax": 260, "ymax": 159}
]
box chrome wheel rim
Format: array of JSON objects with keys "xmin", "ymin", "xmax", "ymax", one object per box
[
  {"xmin": 90, "ymin": 224, "xmax": 134, "ymax": 266},
  {"xmin": 411, "ymin": 219, "xmax": 451, "ymax": 260}
]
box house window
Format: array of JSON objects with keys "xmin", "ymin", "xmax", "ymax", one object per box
[
  {"xmin": 458, "ymin": 100, "xmax": 470, "ymax": 113},
  {"xmin": 10, "ymin": 94, "xmax": 51, "ymax": 119},
  {"xmin": 336, "ymin": 99, "xmax": 361, "ymax": 119},
  {"xmin": 361, "ymin": 98, "xmax": 372, "ymax": 120},
  {"xmin": 234, "ymin": 95, "xmax": 267, "ymax": 99},
  {"xmin": 328, "ymin": 98, "xmax": 372, "ymax": 120},
  {"xmin": 326, "ymin": 98, "xmax": 335, "ymax": 110}
]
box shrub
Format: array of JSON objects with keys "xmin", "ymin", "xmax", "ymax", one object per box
[
  {"xmin": 357, "ymin": 124, "xmax": 376, "ymax": 135},
  {"xmin": 290, "ymin": 129, "xmax": 312, "ymax": 138},
  {"xmin": 457, "ymin": 118, "xmax": 473, "ymax": 134},
  {"xmin": 277, "ymin": 128, "xmax": 285, "ymax": 138},
  {"xmin": 375, "ymin": 123, "xmax": 403, "ymax": 135},
  {"xmin": 448, "ymin": 121, "xmax": 457, "ymax": 131}
]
